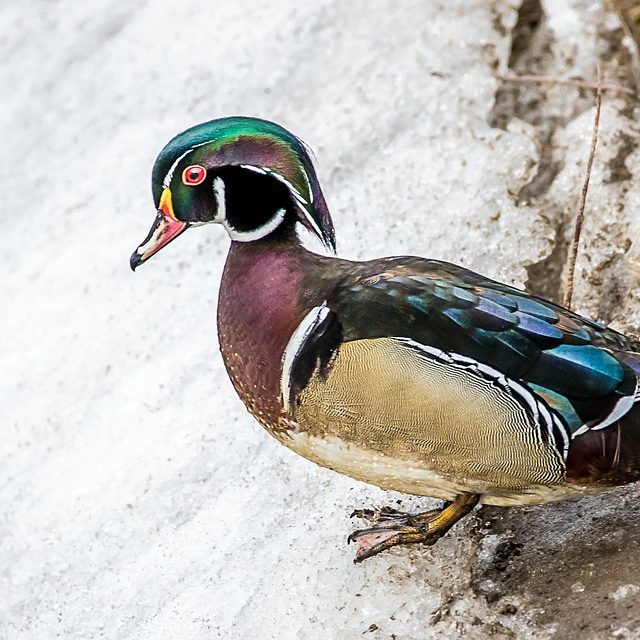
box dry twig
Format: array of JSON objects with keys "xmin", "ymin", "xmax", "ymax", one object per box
[
  {"xmin": 497, "ymin": 73, "xmax": 637, "ymax": 98},
  {"xmin": 563, "ymin": 66, "xmax": 603, "ymax": 309}
]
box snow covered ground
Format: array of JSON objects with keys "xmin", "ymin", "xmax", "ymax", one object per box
[{"xmin": 3, "ymin": 1, "xmax": 640, "ymax": 638}]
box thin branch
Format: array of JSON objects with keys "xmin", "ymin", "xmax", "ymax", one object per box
[
  {"xmin": 497, "ymin": 72, "xmax": 637, "ymax": 98},
  {"xmin": 563, "ymin": 65, "xmax": 603, "ymax": 310}
]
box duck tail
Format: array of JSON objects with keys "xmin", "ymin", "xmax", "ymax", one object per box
[{"xmin": 565, "ymin": 348, "xmax": 640, "ymax": 484}]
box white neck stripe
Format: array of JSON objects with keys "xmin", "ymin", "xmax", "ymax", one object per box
[
  {"xmin": 213, "ymin": 174, "xmax": 287, "ymax": 241},
  {"xmin": 212, "ymin": 177, "xmax": 226, "ymax": 222},
  {"xmin": 223, "ymin": 207, "xmax": 287, "ymax": 242},
  {"xmin": 236, "ymin": 164, "xmax": 323, "ymax": 242}
]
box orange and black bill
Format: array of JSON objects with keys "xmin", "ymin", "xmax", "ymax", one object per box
[{"xmin": 130, "ymin": 188, "xmax": 188, "ymax": 271}]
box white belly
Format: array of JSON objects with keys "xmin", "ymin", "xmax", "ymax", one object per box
[{"xmin": 281, "ymin": 431, "xmax": 591, "ymax": 507}]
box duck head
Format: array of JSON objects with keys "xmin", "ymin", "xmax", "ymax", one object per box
[{"xmin": 130, "ymin": 117, "xmax": 335, "ymax": 270}]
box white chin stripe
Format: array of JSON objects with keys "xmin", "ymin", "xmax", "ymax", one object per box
[
  {"xmin": 237, "ymin": 165, "xmax": 323, "ymax": 241},
  {"xmin": 213, "ymin": 174, "xmax": 287, "ymax": 241},
  {"xmin": 224, "ymin": 207, "xmax": 287, "ymax": 242}
]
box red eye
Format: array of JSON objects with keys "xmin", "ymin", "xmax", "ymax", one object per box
[{"xmin": 182, "ymin": 165, "xmax": 207, "ymax": 186}]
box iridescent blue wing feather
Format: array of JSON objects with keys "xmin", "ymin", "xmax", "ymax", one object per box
[{"xmin": 328, "ymin": 257, "xmax": 640, "ymax": 436}]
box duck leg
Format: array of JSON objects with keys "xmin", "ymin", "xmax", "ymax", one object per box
[{"xmin": 348, "ymin": 493, "xmax": 480, "ymax": 563}]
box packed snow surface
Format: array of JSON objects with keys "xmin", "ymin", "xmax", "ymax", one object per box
[{"xmin": 3, "ymin": 1, "xmax": 640, "ymax": 638}]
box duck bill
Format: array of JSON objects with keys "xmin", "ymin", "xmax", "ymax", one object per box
[{"xmin": 130, "ymin": 189, "xmax": 188, "ymax": 271}]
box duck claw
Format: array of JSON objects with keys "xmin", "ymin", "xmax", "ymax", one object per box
[
  {"xmin": 347, "ymin": 494, "xmax": 480, "ymax": 562},
  {"xmin": 350, "ymin": 525, "xmax": 439, "ymax": 563},
  {"xmin": 350, "ymin": 505, "xmax": 411, "ymax": 524}
]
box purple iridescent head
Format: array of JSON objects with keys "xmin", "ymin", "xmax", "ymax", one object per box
[{"xmin": 130, "ymin": 117, "xmax": 335, "ymax": 270}]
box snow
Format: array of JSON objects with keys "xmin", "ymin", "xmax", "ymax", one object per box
[{"xmin": 2, "ymin": 0, "xmax": 640, "ymax": 638}]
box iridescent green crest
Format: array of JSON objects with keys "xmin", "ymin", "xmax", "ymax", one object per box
[{"xmin": 152, "ymin": 116, "xmax": 335, "ymax": 250}]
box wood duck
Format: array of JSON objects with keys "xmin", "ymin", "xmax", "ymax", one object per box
[{"xmin": 131, "ymin": 117, "xmax": 640, "ymax": 562}]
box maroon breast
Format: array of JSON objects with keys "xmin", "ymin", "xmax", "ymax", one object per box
[{"xmin": 217, "ymin": 239, "xmax": 316, "ymax": 432}]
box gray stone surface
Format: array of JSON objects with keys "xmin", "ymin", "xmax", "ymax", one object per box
[{"xmin": 2, "ymin": 1, "xmax": 640, "ymax": 638}]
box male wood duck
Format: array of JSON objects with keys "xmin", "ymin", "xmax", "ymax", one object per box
[{"xmin": 131, "ymin": 117, "xmax": 640, "ymax": 562}]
